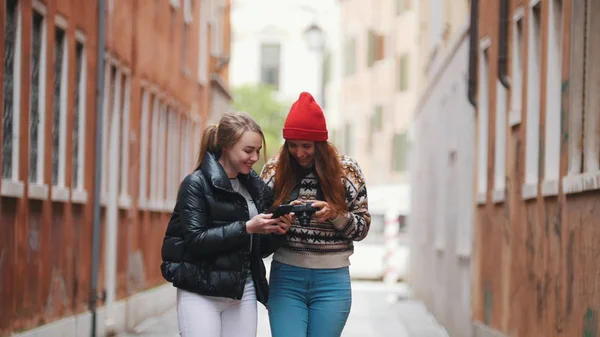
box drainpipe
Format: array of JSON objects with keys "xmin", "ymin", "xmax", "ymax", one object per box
[
  {"xmin": 90, "ymin": 0, "xmax": 106, "ymax": 336},
  {"xmin": 467, "ymin": 0, "xmax": 479, "ymax": 107},
  {"xmin": 498, "ymin": 0, "xmax": 510, "ymax": 88}
]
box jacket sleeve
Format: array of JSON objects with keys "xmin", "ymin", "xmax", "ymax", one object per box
[
  {"xmin": 258, "ymin": 160, "xmax": 286, "ymax": 257},
  {"xmin": 329, "ymin": 157, "xmax": 371, "ymax": 241},
  {"xmin": 179, "ymin": 173, "xmax": 250, "ymax": 257}
]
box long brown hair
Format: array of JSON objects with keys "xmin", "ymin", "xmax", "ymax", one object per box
[
  {"xmin": 195, "ymin": 112, "xmax": 266, "ymax": 169},
  {"xmin": 272, "ymin": 141, "xmax": 347, "ymax": 214}
]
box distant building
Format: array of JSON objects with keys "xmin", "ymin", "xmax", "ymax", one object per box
[{"xmin": 334, "ymin": 0, "xmax": 417, "ymax": 186}]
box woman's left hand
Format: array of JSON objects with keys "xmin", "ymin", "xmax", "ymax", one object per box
[{"xmin": 311, "ymin": 201, "xmax": 340, "ymax": 223}]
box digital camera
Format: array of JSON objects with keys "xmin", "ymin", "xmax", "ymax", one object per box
[{"xmin": 291, "ymin": 202, "xmax": 318, "ymax": 226}]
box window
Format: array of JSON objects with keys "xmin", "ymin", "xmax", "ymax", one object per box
[
  {"xmin": 158, "ymin": 103, "xmax": 168, "ymax": 202},
  {"xmin": 369, "ymin": 105, "xmax": 383, "ymax": 147},
  {"xmin": 166, "ymin": 109, "xmax": 180, "ymax": 203},
  {"xmin": 523, "ymin": 2, "xmax": 542, "ymax": 200},
  {"xmin": 210, "ymin": 0, "xmax": 223, "ymax": 57},
  {"xmin": 494, "ymin": 79, "xmax": 507, "ymax": 202},
  {"xmin": 260, "ymin": 43, "xmax": 281, "ymax": 90},
  {"xmin": 509, "ymin": 9, "xmax": 525, "ymax": 126},
  {"xmin": 398, "ymin": 54, "xmax": 410, "ymax": 91},
  {"xmin": 149, "ymin": 95, "xmax": 160, "ymax": 205},
  {"xmin": 52, "ymin": 24, "xmax": 68, "ymax": 191},
  {"xmin": 429, "ymin": 0, "xmax": 444, "ymax": 49},
  {"xmin": 100, "ymin": 63, "xmax": 114, "ymax": 201},
  {"xmin": 29, "ymin": 5, "xmax": 46, "ymax": 188},
  {"xmin": 542, "ymin": 0, "xmax": 563, "ymax": 196},
  {"xmin": 72, "ymin": 33, "xmax": 86, "ymax": 195},
  {"xmin": 2, "ymin": 0, "xmax": 23, "ymax": 194},
  {"xmin": 138, "ymin": 89, "xmax": 150, "ymax": 208},
  {"xmin": 344, "ymin": 37, "xmax": 356, "ymax": 76},
  {"xmin": 198, "ymin": 0, "xmax": 209, "ymax": 84},
  {"xmin": 477, "ymin": 38, "xmax": 490, "ymax": 204},
  {"xmin": 344, "ymin": 122, "xmax": 354, "ymax": 156},
  {"xmin": 392, "ymin": 132, "xmax": 408, "ymax": 172},
  {"xmin": 563, "ymin": 0, "xmax": 600, "ymax": 194},
  {"xmin": 397, "ymin": 0, "xmax": 410, "ymax": 15}
]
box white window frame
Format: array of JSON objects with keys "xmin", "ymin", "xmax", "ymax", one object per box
[
  {"xmin": 476, "ymin": 37, "xmax": 491, "ymax": 204},
  {"xmin": 51, "ymin": 16, "xmax": 70, "ymax": 202},
  {"xmin": 210, "ymin": 0, "xmax": 223, "ymax": 57},
  {"xmin": 509, "ymin": 7, "xmax": 525, "ymax": 127},
  {"xmin": 72, "ymin": 30, "xmax": 87, "ymax": 203},
  {"xmin": 138, "ymin": 88, "xmax": 150, "ymax": 209},
  {"xmin": 522, "ymin": 1, "xmax": 542, "ymax": 200},
  {"xmin": 198, "ymin": 0, "xmax": 209, "ymax": 84},
  {"xmin": 28, "ymin": 1, "xmax": 48, "ymax": 200},
  {"xmin": 118, "ymin": 71, "xmax": 131, "ymax": 209},
  {"xmin": 1, "ymin": 0, "xmax": 24, "ymax": 198},
  {"xmin": 542, "ymin": 0, "xmax": 563, "ymax": 197},
  {"xmin": 563, "ymin": 0, "xmax": 600, "ymax": 194}
]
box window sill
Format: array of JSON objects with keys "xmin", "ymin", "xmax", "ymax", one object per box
[
  {"xmin": 1, "ymin": 179, "xmax": 24, "ymax": 198},
  {"xmin": 563, "ymin": 173, "xmax": 600, "ymax": 195},
  {"xmin": 72, "ymin": 189, "xmax": 88, "ymax": 204},
  {"xmin": 147, "ymin": 200, "xmax": 164, "ymax": 212},
  {"xmin": 29, "ymin": 183, "xmax": 49, "ymax": 200},
  {"xmin": 509, "ymin": 109, "xmax": 521, "ymax": 127},
  {"xmin": 541, "ymin": 180, "xmax": 559, "ymax": 197},
  {"xmin": 164, "ymin": 200, "xmax": 176, "ymax": 212},
  {"xmin": 476, "ymin": 191, "xmax": 486, "ymax": 205},
  {"xmin": 138, "ymin": 199, "xmax": 148, "ymax": 210},
  {"xmin": 118, "ymin": 194, "xmax": 132, "ymax": 209},
  {"xmin": 521, "ymin": 183, "xmax": 537, "ymax": 200},
  {"xmin": 51, "ymin": 186, "xmax": 71, "ymax": 202},
  {"xmin": 456, "ymin": 249, "xmax": 472, "ymax": 260},
  {"xmin": 492, "ymin": 188, "xmax": 505, "ymax": 203}
]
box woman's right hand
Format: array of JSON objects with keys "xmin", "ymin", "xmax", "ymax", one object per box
[{"xmin": 246, "ymin": 214, "xmax": 282, "ymax": 234}]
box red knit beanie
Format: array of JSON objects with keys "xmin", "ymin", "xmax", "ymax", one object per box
[{"xmin": 283, "ymin": 92, "xmax": 328, "ymax": 141}]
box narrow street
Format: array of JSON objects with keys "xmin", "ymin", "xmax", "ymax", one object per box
[{"xmin": 117, "ymin": 281, "xmax": 435, "ymax": 337}]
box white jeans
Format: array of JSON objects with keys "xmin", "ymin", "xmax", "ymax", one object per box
[{"xmin": 177, "ymin": 279, "xmax": 257, "ymax": 337}]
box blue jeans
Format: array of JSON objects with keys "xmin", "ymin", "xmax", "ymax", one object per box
[{"xmin": 268, "ymin": 261, "xmax": 352, "ymax": 337}]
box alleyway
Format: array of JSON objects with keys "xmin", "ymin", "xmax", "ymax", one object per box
[{"xmin": 116, "ymin": 281, "xmax": 444, "ymax": 337}]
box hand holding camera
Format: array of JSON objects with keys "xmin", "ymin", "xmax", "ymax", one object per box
[
  {"xmin": 309, "ymin": 200, "xmax": 340, "ymax": 223},
  {"xmin": 246, "ymin": 213, "xmax": 292, "ymax": 235}
]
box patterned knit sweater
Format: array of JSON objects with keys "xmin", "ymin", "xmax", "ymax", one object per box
[{"xmin": 260, "ymin": 155, "xmax": 371, "ymax": 269}]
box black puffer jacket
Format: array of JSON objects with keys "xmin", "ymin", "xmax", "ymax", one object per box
[{"xmin": 160, "ymin": 152, "xmax": 280, "ymax": 306}]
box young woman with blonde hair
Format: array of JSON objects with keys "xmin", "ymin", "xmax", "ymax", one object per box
[{"xmin": 161, "ymin": 111, "xmax": 293, "ymax": 337}]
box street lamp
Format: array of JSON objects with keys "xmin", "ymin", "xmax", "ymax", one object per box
[
  {"xmin": 303, "ymin": 22, "xmax": 326, "ymax": 107},
  {"xmin": 303, "ymin": 22, "xmax": 325, "ymax": 52}
]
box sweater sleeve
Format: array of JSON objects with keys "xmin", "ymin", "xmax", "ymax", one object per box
[{"xmin": 330, "ymin": 156, "xmax": 371, "ymax": 241}]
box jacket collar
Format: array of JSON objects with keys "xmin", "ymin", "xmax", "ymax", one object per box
[{"xmin": 199, "ymin": 151, "xmax": 273, "ymax": 202}]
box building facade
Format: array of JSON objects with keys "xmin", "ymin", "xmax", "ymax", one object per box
[
  {"xmin": 470, "ymin": 0, "xmax": 600, "ymax": 336},
  {"xmin": 0, "ymin": 0, "xmax": 230, "ymax": 335},
  {"xmin": 408, "ymin": 1, "xmax": 473, "ymax": 337},
  {"xmin": 337, "ymin": 0, "xmax": 417, "ymax": 187}
]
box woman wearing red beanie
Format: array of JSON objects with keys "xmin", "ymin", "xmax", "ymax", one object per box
[{"xmin": 260, "ymin": 92, "xmax": 371, "ymax": 337}]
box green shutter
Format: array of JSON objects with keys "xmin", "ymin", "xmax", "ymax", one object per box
[
  {"xmin": 368, "ymin": 30, "xmax": 376, "ymax": 67},
  {"xmin": 398, "ymin": 54, "xmax": 409, "ymax": 91},
  {"xmin": 393, "ymin": 132, "xmax": 408, "ymax": 171}
]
